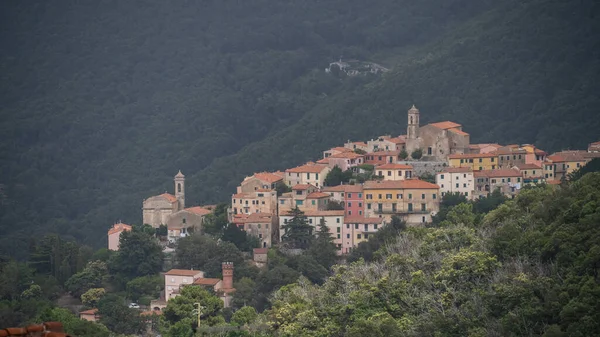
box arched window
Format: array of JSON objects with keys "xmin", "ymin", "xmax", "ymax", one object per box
[
  {"xmin": 410, "ymin": 116, "xmax": 413, "ymax": 124},
  {"xmin": 177, "ymin": 183, "xmax": 182, "ymax": 193}
]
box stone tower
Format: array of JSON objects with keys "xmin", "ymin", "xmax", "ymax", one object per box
[
  {"xmin": 174, "ymin": 170, "xmax": 185, "ymax": 210},
  {"xmin": 407, "ymin": 104, "xmax": 420, "ymax": 140},
  {"xmin": 222, "ymin": 262, "xmax": 234, "ymax": 289}
]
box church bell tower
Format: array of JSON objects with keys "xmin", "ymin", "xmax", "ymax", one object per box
[
  {"xmin": 174, "ymin": 170, "xmax": 185, "ymax": 210},
  {"xmin": 407, "ymin": 104, "xmax": 420, "ymax": 139}
]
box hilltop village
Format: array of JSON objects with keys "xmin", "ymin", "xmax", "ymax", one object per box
[{"xmin": 104, "ymin": 105, "xmax": 599, "ymax": 317}]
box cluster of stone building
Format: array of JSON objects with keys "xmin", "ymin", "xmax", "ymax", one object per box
[{"xmin": 228, "ymin": 105, "xmax": 600, "ymax": 254}]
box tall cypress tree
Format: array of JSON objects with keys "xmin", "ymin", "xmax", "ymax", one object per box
[
  {"xmin": 281, "ymin": 207, "xmax": 313, "ymax": 249},
  {"xmin": 308, "ymin": 217, "xmax": 338, "ymax": 269}
]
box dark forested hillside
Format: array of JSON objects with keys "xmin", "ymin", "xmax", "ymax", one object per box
[{"xmin": 1, "ymin": 0, "xmax": 598, "ymax": 255}]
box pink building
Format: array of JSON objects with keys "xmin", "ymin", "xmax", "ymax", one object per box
[
  {"xmin": 107, "ymin": 222, "xmax": 132, "ymax": 251},
  {"xmin": 326, "ymin": 152, "xmax": 365, "ymax": 171},
  {"xmin": 322, "ymin": 184, "xmax": 365, "ymax": 217}
]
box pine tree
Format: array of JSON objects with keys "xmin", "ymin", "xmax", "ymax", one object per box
[
  {"xmin": 307, "ymin": 217, "xmax": 338, "ymax": 269},
  {"xmin": 281, "ymin": 207, "xmax": 313, "ymax": 249}
]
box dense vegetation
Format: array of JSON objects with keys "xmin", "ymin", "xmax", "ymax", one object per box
[
  {"xmin": 258, "ymin": 173, "xmax": 600, "ymax": 336},
  {"xmin": 2, "ymin": 0, "xmax": 598, "ymax": 255}
]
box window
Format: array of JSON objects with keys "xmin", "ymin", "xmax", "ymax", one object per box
[
  {"xmin": 378, "ymin": 194, "xmax": 382, "ymax": 199},
  {"xmin": 507, "ymin": 178, "xmax": 511, "ymax": 182},
  {"xmin": 357, "ymin": 234, "xmax": 362, "ymax": 239},
  {"xmin": 408, "ymin": 193, "xmax": 412, "ymax": 199},
  {"xmin": 408, "ymin": 203, "xmax": 413, "ymax": 211},
  {"xmin": 258, "ymin": 234, "xmax": 263, "ymax": 239},
  {"xmin": 479, "ymin": 158, "xmax": 482, "ymax": 163},
  {"xmin": 348, "ymin": 210, "xmax": 352, "ymax": 215},
  {"xmin": 502, "ymin": 178, "xmax": 506, "ymax": 183},
  {"xmin": 533, "ymin": 170, "xmax": 536, "ymax": 175},
  {"xmin": 491, "ymin": 157, "xmax": 495, "ymax": 162},
  {"xmin": 347, "ymin": 193, "xmax": 352, "ymax": 198},
  {"xmin": 359, "ymin": 202, "xmax": 362, "ymax": 207},
  {"xmin": 367, "ymin": 203, "xmax": 372, "ymax": 209},
  {"xmin": 456, "ymin": 183, "xmax": 459, "ymax": 188},
  {"xmin": 309, "ymin": 219, "xmax": 313, "ymax": 224},
  {"xmin": 441, "ymin": 184, "xmax": 444, "ymax": 188},
  {"xmin": 433, "ymin": 194, "xmax": 437, "ymax": 199},
  {"xmin": 346, "ymin": 234, "xmax": 350, "ymax": 239},
  {"xmin": 374, "ymin": 224, "xmax": 378, "ymax": 230},
  {"xmin": 182, "ymin": 218, "xmax": 186, "ymax": 224},
  {"xmin": 336, "ymin": 218, "xmax": 340, "ymax": 223},
  {"xmin": 464, "ymin": 174, "xmax": 467, "ymax": 178},
  {"xmin": 517, "ymin": 178, "xmax": 521, "ymax": 182},
  {"xmin": 358, "ymin": 193, "xmax": 363, "ymax": 198},
  {"xmin": 312, "ymin": 200, "xmax": 316, "ymax": 205},
  {"xmin": 296, "ymin": 190, "xmax": 302, "ymax": 195},
  {"xmin": 258, "ymin": 224, "xmax": 261, "ymax": 229},
  {"xmin": 316, "ymin": 173, "xmax": 319, "ymax": 179},
  {"xmin": 337, "ymin": 227, "xmax": 340, "ymax": 233},
  {"xmin": 346, "ymin": 224, "xmax": 350, "ymax": 229},
  {"xmin": 257, "ymin": 193, "xmax": 264, "ymax": 197},
  {"xmin": 421, "ymin": 193, "xmax": 425, "ymax": 199},
  {"xmin": 422, "ymin": 216, "xmax": 426, "ymax": 223},
  {"xmin": 359, "ymin": 210, "xmax": 363, "ymax": 215},
  {"xmin": 365, "ymin": 234, "xmax": 369, "ymax": 239},
  {"xmin": 366, "ymin": 194, "xmax": 373, "ymax": 199},
  {"xmin": 387, "ymin": 171, "xmax": 392, "ymax": 176},
  {"xmin": 492, "ymin": 165, "xmax": 496, "ymax": 169},
  {"xmin": 348, "ymin": 202, "xmax": 352, "ymax": 207},
  {"xmin": 397, "ymin": 194, "xmax": 402, "ymax": 199},
  {"xmin": 337, "ymin": 234, "xmax": 340, "ymax": 239},
  {"xmin": 440, "ymin": 174, "xmax": 445, "ymax": 179},
  {"xmin": 355, "ymin": 224, "xmax": 359, "ymax": 229},
  {"xmin": 296, "ymin": 200, "xmax": 304, "ymax": 206},
  {"xmin": 469, "ymin": 159, "xmax": 474, "ymax": 163},
  {"xmin": 306, "ymin": 173, "xmax": 310, "ymax": 179},
  {"xmin": 460, "ymin": 159, "xmax": 464, "ymax": 164},
  {"xmin": 280, "ymin": 200, "xmax": 285, "ymax": 205},
  {"xmin": 479, "ymin": 166, "xmax": 483, "ymax": 170},
  {"xmin": 386, "ymin": 194, "xmax": 392, "ymax": 199},
  {"xmin": 364, "ymin": 224, "xmax": 368, "ymax": 231},
  {"xmin": 465, "ymin": 192, "xmax": 468, "ymax": 196},
  {"xmin": 421, "ymin": 203, "xmax": 426, "ymax": 211}
]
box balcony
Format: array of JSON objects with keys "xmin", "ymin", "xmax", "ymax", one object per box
[{"xmin": 374, "ymin": 209, "xmax": 429, "ymax": 215}]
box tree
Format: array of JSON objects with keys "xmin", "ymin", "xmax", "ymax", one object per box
[
  {"xmin": 411, "ymin": 148, "xmax": 423, "ymax": 160},
  {"xmin": 38, "ymin": 307, "xmax": 111, "ymax": 337},
  {"xmin": 275, "ymin": 181, "xmax": 292, "ymax": 196},
  {"xmin": 97, "ymin": 293, "xmax": 145, "ymax": 335},
  {"xmin": 418, "ymin": 172, "xmax": 435, "ymax": 183},
  {"xmin": 568, "ymin": 158, "xmax": 600, "ymax": 181},
  {"xmin": 81, "ymin": 288, "xmax": 106, "ymax": 307},
  {"xmin": 399, "ymin": 149, "xmax": 409, "ymax": 160},
  {"xmin": 231, "ymin": 277, "xmax": 257, "ymax": 309},
  {"xmin": 347, "ymin": 216, "xmax": 405, "ymax": 263},
  {"xmin": 126, "ymin": 275, "xmax": 162, "ymax": 301},
  {"xmin": 326, "ymin": 200, "xmax": 345, "ymax": 210},
  {"xmin": 324, "ymin": 166, "xmax": 344, "ymax": 186},
  {"xmin": 222, "ymin": 223, "xmax": 260, "ymax": 252},
  {"xmin": 64, "ymin": 260, "xmax": 108, "ymax": 297},
  {"xmin": 307, "ymin": 217, "xmax": 338, "ymax": 270},
  {"xmin": 156, "ymin": 224, "xmax": 168, "ymax": 238},
  {"xmin": 281, "ymin": 207, "xmax": 313, "ymax": 249},
  {"xmin": 108, "ymin": 226, "xmax": 162, "ymax": 281},
  {"xmin": 161, "ymin": 285, "xmax": 225, "ymax": 333},
  {"xmin": 231, "ymin": 306, "xmax": 258, "ymax": 326},
  {"xmin": 203, "ymin": 203, "xmax": 229, "ymax": 237}
]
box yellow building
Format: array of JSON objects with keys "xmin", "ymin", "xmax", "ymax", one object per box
[
  {"xmin": 514, "ymin": 163, "xmax": 545, "ymax": 185},
  {"xmin": 448, "ymin": 153, "xmax": 498, "ymax": 171},
  {"xmin": 545, "ymin": 152, "xmax": 587, "ymax": 181},
  {"xmin": 363, "ymin": 179, "xmax": 440, "ymax": 225},
  {"xmin": 374, "ymin": 163, "xmax": 414, "ymax": 180}
]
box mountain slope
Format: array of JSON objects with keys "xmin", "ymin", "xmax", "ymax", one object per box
[
  {"xmin": 190, "ymin": 0, "xmax": 600, "ymax": 203},
  {"xmin": 0, "ymin": 0, "xmax": 497, "ymax": 256}
]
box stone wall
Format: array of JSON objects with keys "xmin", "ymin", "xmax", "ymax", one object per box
[{"xmin": 398, "ymin": 160, "xmax": 448, "ymax": 176}]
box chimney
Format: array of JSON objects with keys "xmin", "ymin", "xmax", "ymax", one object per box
[{"xmin": 222, "ymin": 262, "xmax": 234, "ymax": 289}]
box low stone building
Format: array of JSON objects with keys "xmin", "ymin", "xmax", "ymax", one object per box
[
  {"xmin": 142, "ymin": 171, "xmax": 186, "ymax": 228},
  {"xmin": 107, "ymin": 222, "xmax": 132, "ymax": 251},
  {"xmin": 473, "ymin": 169, "xmax": 523, "ymax": 198},
  {"xmin": 166, "ymin": 206, "xmax": 212, "ymax": 242}
]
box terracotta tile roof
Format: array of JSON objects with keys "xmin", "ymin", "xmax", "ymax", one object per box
[
  {"xmin": 496, "ymin": 147, "xmax": 528, "ymax": 155},
  {"xmin": 329, "ymin": 152, "xmax": 364, "ymax": 159},
  {"xmin": 108, "ymin": 223, "xmax": 132, "ymax": 235},
  {"xmin": 234, "ymin": 212, "xmax": 273, "ymax": 224},
  {"xmin": 253, "ymin": 172, "xmax": 284, "ymax": 183},
  {"xmin": 590, "ymin": 141, "xmax": 600, "ymax": 146},
  {"xmin": 322, "ymin": 184, "xmax": 363, "ymax": 193},
  {"xmin": 306, "ymin": 192, "xmax": 331, "ymax": 199},
  {"xmin": 388, "ymin": 136, "xmax": 406, "ymax": 144},
  {"xmin": 428, "ymin": 121, "xmax": 462, "ymax": 130},
  {"xmin": 292, "ymin": 184, "xmax": 315, "ymax": 190},
  {"xmin": 165, "ymin": 269, "xmax": 203, "ymax": 277},
  {"xmin": 326, "ymin": 147, "xmax": 353, "ymax": 153},
  {"xmin": 286, "ymin": 163, "xmax": 329, "ymax": 174},
  {"xmin": 159, "ymin": 193, "xmax": 178, "ymax": 203},
  {"xmin": 474, "ymin": 169, "xmax": 522, "ymax": 178},
  {"xmin": 448, "ymin": 153, "xmax": 498, "ymax": 159},
  {"xmin": 534, "ymin": 149, "xmax": 547, "ymax": 155},
  {"xmin": 193, "ymin": 278, "xmax": 221, "ymax": 286},
  {"xmin": 547, "ymin": 180, "xmax": 562, "ymax": 185},
  {"xmin": 317, "ymin": 158, "xmax": 330, "ymax": 164},
  {"xmin": 282, "ymin": 210, "xmax": 345, "ymax": 217},
  {"xmin": 547, "ymin": 152, "xmax": 585, "ymax": 162},
  {"xmin": 439, "ymin": 167, "xmax": 473, "ymax": 173},
  {"xmin": 470, "ymin": 143, "xmax": 502, "ymax": 149},
  {"xmin": 448, "ymin": 128, "xmax": 469, "ymax": 136},
  {"xmin": 366, "ymin": 150, "xmax": 400, "ymax": 156},
  {"xmin": 363, "ymin": 179, "xmax": 439, "ymax": 190},
  {"xmin": 515, "ymin": 164, "xmax": 542, "ymax": 170},
  {"xmin": 79, "ymin": 309, "xmax": 98, "ymax": 315},
  {"xmin": 232, "ymin": 193, "xmax": 253, "ymax": 199},
  {"xmin": 350, "ymin": 141, "xmax": 368, "ymax": 146},
  {"xmin": 375, "ymin": 163, "xmax": 413, "ymax": 170},
  {"xmin": 344, "ymin": 217, "xmax": 384, "ymax": 224},
  {"xmin": 253, "ymin": 248, "xmax": 269, "ymax": 254},
  {"xmin": 184, "ymin": 206, "xmax": 212, "ymax": 216}
]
